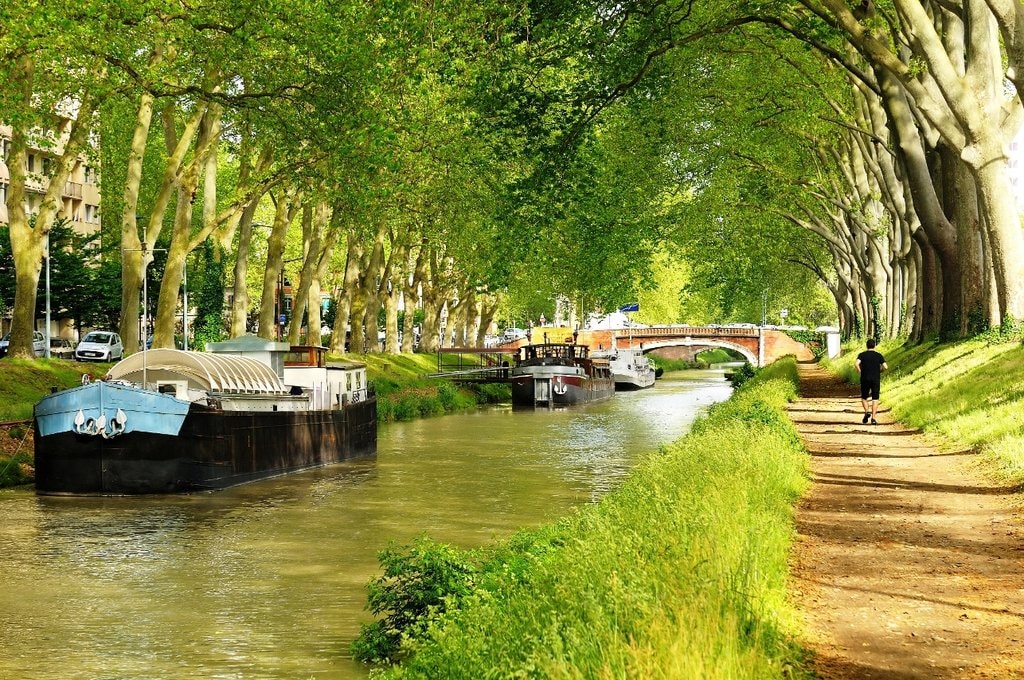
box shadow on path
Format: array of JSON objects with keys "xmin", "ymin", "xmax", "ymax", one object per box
[{"xmin": 788, "ymin": 363, "xmax": 1024, "ymax": 680}]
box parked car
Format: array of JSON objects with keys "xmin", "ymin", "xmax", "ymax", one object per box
[
  {"xmin": 75, "ymin": 331, "xmax": 124, "ymax": 362},
  {"xmin": 502, "ymin": 327, "xmax": 527, "ymax": 343},
  {"xmin": 49, "ymin": 337, "xmax": 76, "ymax": 359},
  {"xmin": 0, "ymin": 331, "xmax": 47, "ymax": 358}
]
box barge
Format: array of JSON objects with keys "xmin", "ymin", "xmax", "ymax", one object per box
[
  {"xmin": 510, "ymin": 342, "xmax": 615, "ymax": 407},
  {"xmin": 33, "ymin": 336, "xmax": 376, "ymax": 495}
]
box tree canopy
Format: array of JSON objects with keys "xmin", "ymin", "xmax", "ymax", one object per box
[{"xmin": 4, "ymin": 0, "xmax": 1023, "ymax": 356}]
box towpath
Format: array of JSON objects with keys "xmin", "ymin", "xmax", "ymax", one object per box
[{"xmin": 787, "ymin": 363, "xmax": 1024, "ymax": 679}]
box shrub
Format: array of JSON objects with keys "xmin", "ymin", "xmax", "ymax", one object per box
[
  {"xmin": 729, "ymin": 362, "xmax": 757, "ymax": 388},
  {"xmin": 352, "ymin": 538, "xmax": 480, "ymax": 664},
  {"xmin": 0, "ymin": 452, "xmax": 34, "ymax": 487}
]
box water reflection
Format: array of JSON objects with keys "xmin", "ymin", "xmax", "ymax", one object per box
[{"xmin": 0, "ymin": 370, "xmax": 731, "ymax": 679}]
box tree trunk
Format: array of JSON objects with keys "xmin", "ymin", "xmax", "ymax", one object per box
[{"xmin": 257, "ymin": 189, "xmax": 298, "ymax": 341}]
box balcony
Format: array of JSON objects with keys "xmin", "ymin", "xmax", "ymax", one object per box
[{"xmin": 63, "ymin": 181, "xmax": 82, "ymax": 199}]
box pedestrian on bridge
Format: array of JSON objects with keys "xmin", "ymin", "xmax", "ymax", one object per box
[{"xmin": 856, "ymin": 339, "xmax": 888, "ymax": 425}]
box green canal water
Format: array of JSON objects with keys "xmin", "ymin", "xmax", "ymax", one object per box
[{"xmin": 0, "ymin": 370, "xmax": 733, "ymax": 679}]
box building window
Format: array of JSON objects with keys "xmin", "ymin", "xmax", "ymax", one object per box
[
  {"xmin": 27, "ymin": 154, "xmax": 34, "ymax": 172},
  {"xmin": 42, "ymin": 157, "xmax": 51, "ymax": 176},
  {"xmin": 84, "ymin": 165, "xmax": 95, "ymax": 184},
  {"xmin": 0, "ymin": 138, "xmax": 8, "ymax": 161}
]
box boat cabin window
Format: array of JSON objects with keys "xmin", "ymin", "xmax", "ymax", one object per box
[{"xmin": 284, "ymin": 346, "xmax": 326, "ymax": 367}]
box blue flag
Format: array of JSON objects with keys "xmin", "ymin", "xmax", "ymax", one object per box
[{"xmin": 618, "ymin": 303, "xmax": 640, "ymax": 312}]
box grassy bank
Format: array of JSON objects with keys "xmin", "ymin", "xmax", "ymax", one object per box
[
  {"xmin": 354, "ymin": 358, "xmax": 811, "ymax": 678},
  {"xmin": 828, "ymin": 336, "xmax": 1024, "ymax": 483},
  {"xmin": 352, "ymin": 352, "xmax": 510, "ymax": 423},
  {"xmin": 0, "ymin": 358, "xmax": 102, "ymax": 487},
  {"xmin": 0, "ymin": 357, "xmax": 101, "ymax": 421}
]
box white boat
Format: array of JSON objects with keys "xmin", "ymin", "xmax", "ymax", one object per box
[{"xmin": 594, "ymin": 346, "xmax": 658, "ymax": 390}]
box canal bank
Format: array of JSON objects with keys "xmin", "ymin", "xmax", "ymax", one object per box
[
  {"xmin": 354, "ymin": 359, "xmax": 810, "ymax": 678},
  {"xmin": 0, "ymin": 366, "xmax": 734, "ymax": 678}
]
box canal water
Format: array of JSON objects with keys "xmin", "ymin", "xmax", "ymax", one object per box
[{"xmin": 0, "ymin": 370, "xmax": 733, "ymax": 679}]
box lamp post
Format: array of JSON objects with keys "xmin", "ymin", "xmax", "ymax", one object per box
[
  {"xmin": 182, "ymin": 254, "xmax": 188, "ymax": 351},
  {"xmin": 123, "ymin": 243, "xmax": 166, "ymax": 386},
  {"xmin": 44, "ymin": 233, "xmax": 51, "ymax": 358}
]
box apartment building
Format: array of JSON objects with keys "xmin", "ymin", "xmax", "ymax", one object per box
[
  {"xmin": 1, "ymin": 120, "xmax": 101, "ymax": 339},
  {"xmin": 0, "ymin": 121, "xmax": 101, "ymax": 235}
]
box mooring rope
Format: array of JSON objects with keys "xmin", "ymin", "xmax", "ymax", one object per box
[{"xmin": 0, "ymin": 422, "xmax": 34, "ymax": 479}]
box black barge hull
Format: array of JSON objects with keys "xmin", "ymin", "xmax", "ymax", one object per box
[{"xmin": 34, "ymin": 399, "xmax": 377, "ymax": 495}]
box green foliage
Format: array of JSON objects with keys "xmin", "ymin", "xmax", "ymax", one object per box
[
  {"xmin": 728, "ymin": 362, "xmax": 757, "ymax": 389},
  {"xmin": 466, "ymin": 382, "xmax": 511, "ymax": 403},
  {"xmin": 696, "ymin": 347, "xmax": 745, "ymax": 367},
  {"xmin": 353, "ymin": 538, "xmax": 480, "ymax": 664},
  {"xmin": 0, "ymin": 450, "xmax": 34, "ymax": 487},
  {"xmin": 193, "ymin": 242, "xmax": 226, "ymax": 337},
  {"xmin": 783, "ymin": 330, "xmax": 826, "ymax": 360},
  {"xmin": 359, "ymin": 358, "xmax": 810, "ymax": 678},
  {"xmin": 0, "ymin": 357, "xmax": 99, "ymax": 422},
  {"xmin": 648, "ymin": 355, "xmax": 697, "ymax": 372},
  {"xmin": 192, "ymin": 313, "xmax": 227, "ymax": 352}
]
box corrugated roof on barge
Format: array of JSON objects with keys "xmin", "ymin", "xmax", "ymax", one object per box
[{"xmin": 107, "ymin": 348, "xmax": 287, "ymax": 394}]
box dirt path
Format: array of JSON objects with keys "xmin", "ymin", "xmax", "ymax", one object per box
[{"xmin": 787, "ymin": 363, "xmax": 1024, "ymax": 679}]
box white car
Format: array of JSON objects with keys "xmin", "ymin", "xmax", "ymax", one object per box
[
  {"xmin": 75, "ymin": 331, "xmax": 124, "ymax": 362},
  {"xmin": 502, "ymin": 328, "xmax": 528, "ymax": 342},
  {"xmin": 0, "ymin": 331, "xmax": 47, "ymax": 358}
]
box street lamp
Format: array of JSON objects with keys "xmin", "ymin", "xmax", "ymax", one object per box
[
  {"xmin": 123, "ymin": 243, "xmax": 166, "ymax": 386},
  {"xmin": 44, "ymin": 233, "xmax": 51, "ymax": 358},
  {"xmin": 182, "ymin": 254, "xmax": 188, "ymax": 351}
]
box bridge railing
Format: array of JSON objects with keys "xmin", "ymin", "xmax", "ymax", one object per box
[{"xmin": 613, "ymin": 325, "xmax": 760, "ymax": 338}]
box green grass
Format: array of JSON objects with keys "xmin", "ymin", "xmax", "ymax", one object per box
[
  {"xmin": 357, "ymin": 359, "xmax": 812, "ymax": 678},
  {"xmin": 0, "ymin": 357, "xmax": 105, "ymax": 421},
  {"xmin": 0, "ymin": 357, "xmax": 106, "ymax": 488},
  {"xmin": 340, "ymin": 351, "xmax": 510, "ymax": 423},
  {"xmin": 827, "ymin": 337, "xmax": 1024, "ymax": 482}
]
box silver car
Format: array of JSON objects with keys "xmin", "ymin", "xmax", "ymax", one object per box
[
  {"xmin": 0, "ymin": 331, "xmax": 47, "ymax": 358},
  {"xmin": 75, "ymin": 331, "xmax": 124, "ymax": 362}
]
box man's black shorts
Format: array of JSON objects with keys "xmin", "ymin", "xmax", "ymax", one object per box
[{"xmin": 861, "ymin": 379, "xmax": 880, "ymax": 401}]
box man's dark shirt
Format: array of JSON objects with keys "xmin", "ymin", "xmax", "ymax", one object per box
[{"xmin": 857, "ymin": 350, "xmax": 886, "ymax": 381}]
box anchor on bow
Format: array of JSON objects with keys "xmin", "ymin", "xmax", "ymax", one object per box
[{"xmin": 73, "ymin": 408, "xmax": 128, "ymax": 439}]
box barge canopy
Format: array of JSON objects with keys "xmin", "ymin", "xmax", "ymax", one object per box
[{"xmin": 107, "ymin": 348, "xmax": 287, "ymax": 395}]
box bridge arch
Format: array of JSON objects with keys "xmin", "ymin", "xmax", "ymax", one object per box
[{"xmin": 639, "ymin": 338, "xmax": 758, "ymax": 366}]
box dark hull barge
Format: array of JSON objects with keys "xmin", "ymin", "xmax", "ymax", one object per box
[
  {"xmin": 34, "ymin": 338, "xmax": 377, "ymax": 495},
  {"xmin": 510, "ymin": 342, "xmax": 615, "ymax": 407}
]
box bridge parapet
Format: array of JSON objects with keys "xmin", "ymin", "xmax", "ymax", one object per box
[
  {"xmin": 615, "ymin": 325, "xmax": 759, "ymax": 339},
  {"xmin": 492, "ymin": 325, "xmax": 813, "ymax": 367}
]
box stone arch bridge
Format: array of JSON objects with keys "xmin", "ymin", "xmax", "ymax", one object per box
[{"xmin": 576, "ymin": 326, "xmax": 814, "ymax": 367}]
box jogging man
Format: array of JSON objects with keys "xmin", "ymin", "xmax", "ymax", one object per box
[{"xmin": 855, "ymin": 338, "xmax": 888, "ymax": 425}]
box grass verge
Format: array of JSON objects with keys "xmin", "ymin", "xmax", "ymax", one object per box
[
  {"xmin": 826, "ymin": 336, "xmax": 1024, "ymax": 483},
  {"xmin": 0, "ymin": 357, "xmax": 106, "ymax": 487},
  {"xmin": 0, "ymin": 357, "xmax": 103, "ymax": 421},
  {"xmin": 354, "ymin": 358, "xmax": 812, "ymax": 678},
  {"xmin": 344, "ymin": 352, "xmax": 510, "ymax": 423}
]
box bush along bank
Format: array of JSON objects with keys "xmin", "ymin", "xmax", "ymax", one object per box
[
  {"xmin": 353, "ymin": 358, "xmax": 812, "ymax": 678},
  {"xmin": 356, "ymin": 352, "xmax": 510, "ymax": 423}
]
